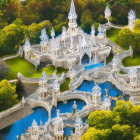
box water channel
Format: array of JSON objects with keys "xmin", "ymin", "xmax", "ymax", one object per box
[{"xmin": 0, "ymin": 80, "xmax": 129, "ymax": 140}]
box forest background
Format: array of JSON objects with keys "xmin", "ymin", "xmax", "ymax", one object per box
[{"xmin": 0, "ymin": 0, "xmax": 140, "ymax": 57}]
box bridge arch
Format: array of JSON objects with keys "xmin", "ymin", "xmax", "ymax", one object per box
[{"xmin": 30, "ymin": 101, "xmax": 51, "ymax": 118}]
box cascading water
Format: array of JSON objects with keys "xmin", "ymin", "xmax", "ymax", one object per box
[{"xmin": 94, "ymin": 51, "xmax": 100, "ymax": 64}]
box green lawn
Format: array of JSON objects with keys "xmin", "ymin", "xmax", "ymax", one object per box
[
  {"xmin": 60, "ymin": 78, "xmax": 70, "ymax": 92},
  {"xmin": 107, "ymin": 28, "xmax": 140, "ymax": 67},
  {"xmin": 107, "ymin": 28, "xmax": 121, "ymax": 44},
  {"xmin": 122, "ymin": 53, "xmax": 140, "ymax": 67},
  {"xmin": 5, "ymin": 56, "xmax": 68, "ymax": 80}
]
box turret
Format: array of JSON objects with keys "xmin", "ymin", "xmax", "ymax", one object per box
[
  {"xmin": 53, "ymin": 110, "xmax": 64, "ymax": 140},
  {"xmin": 40, "ymin": 28, "xmax": 48, "ymax": 52},
  {"xmin": 92, "ymin": 84, "xmax": 101, "ymax": 104},
  {"xmin": 102, "ymin": 97, "xmax": 111, "ymax": 111},
  {"xmin": 128, "ymin": 9, "xmax": 136, "ymax": 31},
  {"xmin": 39, "ymin": 71, "xmax": 47, "ymax": 99},
  {"xmin": 98, "ymin": 24, "xmax": 104, "ymax": 39},
  {"xmin": 68, "ymin": 0, "xmax": 78, "ymax": 36},
  {"xmin": 31, "ymin": 120, "xmax": 39, "ymax": 140},
  {"xmin": 24, "ymin": 37, "xmax": 31, "ymax": 59},
  {"xmin": 104, "ymin": 5, "xmax": 111, "ymax": 21},
  {"xmin": 51, "ymin": 27, "xmax": 55, "ymax": 43},
  {"xmin": 54, "ymin": 79, "xmax": 60, "ymax": 95},
  {"xmin": 90, "ymin": 24, "xmax": 96, "ymax": 45},
  {"xmin": 74, "ymin": 116, "xmax": 83, "ymax": 139}
]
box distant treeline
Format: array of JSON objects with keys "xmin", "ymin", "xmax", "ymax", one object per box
[{"xmin": 0, "ymin": 0, "xmax": 140, "ymax": 57}]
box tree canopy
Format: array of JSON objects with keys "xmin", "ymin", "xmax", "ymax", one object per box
[
  {"xmin": 0, "ymin": 79, "xmax": 18, "ymax": 111},
  {"xmin": 81, "ymin": 101, "xmax": 140, "ymax": 140}
]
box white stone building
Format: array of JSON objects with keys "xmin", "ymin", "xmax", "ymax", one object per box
[{"xmin": 23, "ymin": 0, "xmax": 111, "ymax": 69}]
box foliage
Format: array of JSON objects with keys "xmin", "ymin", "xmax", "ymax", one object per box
[
  {"xmin": 81, "ymin": 101, "xmax": 140, "ymax": 140},
  {"xmin": 118, "ymin": 27, "xmax": 133, "ymax": 49},
  {"xmin": 60, "ymin": 78, "xmax": 70, "ymax": 92},
  {"xmin": 0, "ymin": 0, "xmax": 140, "ymax": 57},
  {"xmin": 0, "ymin": 20, "xmax": 51, "ymax": 57},
  {"xmin": 0, "ymin": 79, "xmax": 18, "ymax": 111}
]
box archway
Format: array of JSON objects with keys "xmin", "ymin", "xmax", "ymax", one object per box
[{"xmin": 81, "ymin": 53, "xmax": 90, "ymax": 65}]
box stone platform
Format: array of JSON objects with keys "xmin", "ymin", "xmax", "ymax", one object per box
[{"xmin": 0, "ymin": 106, "xmax": 34, "ymax": 130}]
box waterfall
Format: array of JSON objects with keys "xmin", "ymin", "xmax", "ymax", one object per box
[{"xmin": 94, "ymin": 51, "xmax": 100, "ymax": 64}]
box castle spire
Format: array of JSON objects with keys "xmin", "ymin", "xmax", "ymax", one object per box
[
  {"xmin": 69, "ymin": 0, "xmax": 76, "ymax": 15},
  {"xmin": 68, "ymin": 0, "xmax": 77, "ymax": 19}
]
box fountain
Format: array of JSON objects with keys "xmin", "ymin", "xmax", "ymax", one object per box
[{"xmin": 94, "ymin": 51, "xmax": 100, "ymax": 64}]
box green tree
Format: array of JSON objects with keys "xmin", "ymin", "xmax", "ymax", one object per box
[
  {"xmin": 0, "ymin": 79, "xmax": 18, "ymax": 111},
  {"xmin": 81, "ymin": 127, "xmax": 111, "ymax": 140},
  {"xmin": 88, "ymin": 110, "xmax": 114, "ymax": 129},
  {"xmin": 13, "ymin": 18, "xmax": 24, "ymax": 26},
  {"xmin": 133, "ymin": 19, "xmax": 140, "ymax": 52},
  {"xmin": 118, "ymin": 27, "xmax": 133, "ymax": 49},
  {"xmin": 80, "ymin": 9, "xmax": 94, "ymax": 32}
]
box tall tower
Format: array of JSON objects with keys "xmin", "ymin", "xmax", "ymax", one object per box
[
  {"xmin": 128, "ymin": 10, "xmax": 136, "ymax": 31},
  {"xmin": 104, "ymin": 5, "xmax": 111, "ymax": 21},
  {"xmin": 24, "ymin": 37, "xmax": 31, "ymax": 59},
  {"xmin": 74, "ymin": 116, "xmax": 83, "ymax": 139},
  {"xmin": 53, "ymin": 110, "xmax": 64, "ymax": 140},
  {"xmin": 40, "ymin": 28, "xmax": 48, "ymax": 52},
  {"xmin": 31, "ymin": 120, "xmax": 39, "ymax": 140},
  {"xmin": 38, "ymin": 71, "xmax": 48, "ymax": 99},
  {"xmin": 68, "ymin": 0, "xmax": 78, "ymax": 36}
]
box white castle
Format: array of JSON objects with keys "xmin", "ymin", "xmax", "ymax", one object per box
[{"xmin": 23, "ymin": 0, "xmax": 111, "ymax": 70}]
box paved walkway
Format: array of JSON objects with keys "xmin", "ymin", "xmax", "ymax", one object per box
[{"xmin": 0, "ymin": 106, "xmax": 34, "ymax": 130}]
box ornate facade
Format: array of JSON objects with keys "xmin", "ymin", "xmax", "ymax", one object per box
[{"xmin": 23, "ymin": 0, "xmax": 111, "ymax": 70}]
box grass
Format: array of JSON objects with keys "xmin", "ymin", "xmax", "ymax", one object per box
[
  {"xmin": 60, "ymin": 78, "xmax": 70, "ymax": 92},
  {"xmin": 116, "ymin": 49, "xmax": 122, "ymax": 53},
  {"xmin": 5, "ymin": 56, "xmax": 68, "ymax": 80},
  {"xmin": 119, "ymin": 71, "xmax": 126, "ymax": 74},
  {"xmin": 122, "ymin": 53, "xmax": 140, "ymax": 67},
  {"xmin": 107, "ymin": 28, "xmax": 140, "ymax": 67},
  {"xmin": 107, "ymin": 28, "xmax": 121, "ymax": 45}
]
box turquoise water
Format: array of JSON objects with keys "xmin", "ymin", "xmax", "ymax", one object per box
[
  {"xmin": 64, "ymin": 127, "xmax": 73, "ymax": 136},
  {"xmin": 84, "ymin": 63, "xmax": 104, "ymax": 71},
  {"xmin": 0, "ymin": 99, "xmax": 86, "ymax": 140},
  {"xmin": 0, "ymin": 107, "xmax": 49, "ymax": 140},
  {"xmin": 76, "ymin": 81, "xmax": 129, "ymax": 110},
  {"xmin": 51, "ymin": 99, "xmax": 86, "ymax": 118}
]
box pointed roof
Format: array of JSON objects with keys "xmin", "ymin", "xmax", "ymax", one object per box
[
  {"xmin": 70, "ymin": 0, "xmax": 76, "ymax": 15},
  {"xmin": 40, "ymin": 71, "xmax": 46, "ymax": 81},
  {"xmin": 32, "ymin": 119, "xmax": 38, "ymax": 128},
  {"xmin": 51, "ymin": 27, "xmax": 55, "ymax": 37},
  {"xmin": 24, "ymin": 37, "xmax": 31, "ymax": 48},
  {"xmin": 68, "ymin": 0, "xmax": 77, "ymax": 19},
  {"xmin": 98, "ymin": 24, "xmax": 103, "ymax": 33}
]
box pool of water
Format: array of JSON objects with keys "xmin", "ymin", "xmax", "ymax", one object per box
[
  {"xmin": 51, "ymin": 99, "xmax": 86, "ymax": 118},
  {"xmin": 76, "ymin": 81, "xmax": 129, "ymax": 110},
  {"xmin": 84, "ymin": 62, "xmax": 104, "ymax": 71},
  {"xmin": 64, "ymin": 127, "xmax": 73, "ymax": 136},
  {"xmin": 82, "ymin": 60, "xmax": 89, "ymax": 65},
  {"xmin": 0, "ymin": 107, "xmax": 49, "ymax": 140},
  {"xmin": 0, "ymin": 99, "xmax": 86, "ymax": 140}
]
